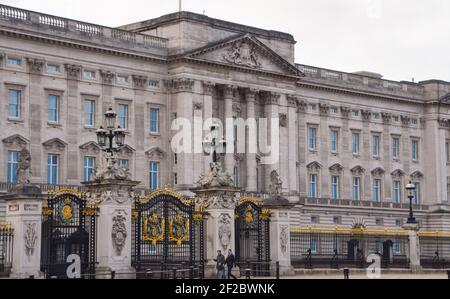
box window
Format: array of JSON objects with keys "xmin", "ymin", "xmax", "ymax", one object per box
[
  {"xmin": 309, "ymin": 174, "xmax": 317, "ymax": 198},
  {"xmin": 47, "ymin": 154, "xmax": 59, "ymax": 185},
  {"xmin": 330, "ymin": 129, "xmax": 338, "ymax": 152},
  {"xmin": 149, "ymin": 80, "xmax": 160, "ymax": 88},
  {"xmin": 352, "ymin": 132, "xmax": 360, "ymax": 154},
  {"xmin": 393, "ymin": 180, "xmax": 401, "ymax": 204},
  {"xmin": 117, "ymin": 75, "xmax": 128, "ymax": 84},
  {"xmin": 411, "ymin": 139, "xmax": 419, "ymax": 161},
  {"xmin": 353, "ymin": 177, "xmax": 361, "ymax": 201},
  {"xmin": 84, "ymin": 100, "xmax": 95, "ymax": 126},
  {"xmin": 392, "ymin": 137, "xmax": 400, "ymax": 159},
  {"xmin": 331, "ymin": 176, "xmax": 340, "ymax": 200},
  {"xmin": 150, "ymin": 108, "xmax": 159, "ymax": 134},
  {"xmin": 375, "ymin": 218, "xmax": 383, "ymax": 226},
  {"xmin": 48, "ymin": 95, "xmax": 59, "ymax": 123},
  {"xmin": 149, "ymin": 162, "xmax": 160, "ymax": 190},
  {"xmin": 310, "ymin": 216, "xmax": 318, "ymax": 224},
  {"xmin": 47, "ymin": 64, "xmax": 60, "ymax": 73},
  {"xmin": 118, "ymin": 104, "xmax": 128, "ymax": 129},
  {"xmin": 446, "ymin": 141, "xmax": 450, "ymax": 163},
  {"xmin": 372, "ymin": 134, "xmax": 380, "ymax": 157},
  {"xmin": 330, "ymin": 106, "xmax": 338, "ymax": 114},
  {"xmin": 373, "ymin": 113, "xmax": 380, "ymax": 119},
  {"xmin": 375, "ymin": 240, "xmax": 381, "ymax": 253},
  {"xmin": 8, "ymin": 89, "xmax": 21, "ymax": 118},
  {"xmin": 412, "ymin": 182, "xmax": 420, "ymax": 205},
  {"xmin": 83, "ymin": 156, "xmax": 96, "ymax": 182},
  {"xmin": 395, "ymin": 219, "xmax": 402, "ymax": 227},
  {"xmin": 310, "ymin": 238, "xmax": 318, "ymax": 253},
  {"xmin": 309, "ymin": 104, "xmax": 316, "ymax": 111},
  {"xmin": 411, "ymin": 118, "xmax": 418, "ymax": 125},
  {"xmin": 393, "ymin": 116, "xmax": 399, "ymax": 122},
  {"xmin": 83, "ymin": 70, "xmax": 95, "ymax": 79},
  {"xmin": 373, "ymin": 178, "xmax": 381, "ymax": 202},
  {"xmin": 7, "ymin": 58, "xmax": 21, "ymax": 66},
  {"xmin": 308, "ymin": 126, "xmax": 317, "ymax": 150},
  {"xmin": 333, "ymin": 216, "xmax": 341, "ymax": 225},
  {"xmin": 233, "ymin": 166, "xmax": 239, "ymax": 187},
  {"xmin": 7, "ymin": 151, "xmax": 19, "ymax": 183},
  {"xmin": 351, "ymin": 110, "xmax": 359, "ymax": 117},
  {"xmin": 118, "ymin": 159, "xmax": 129, "ymax": 168},
  {"xmin": 393, "ymin": 240, "xmax": 401, "ymax": 254},
  {"xmin": 174, "ymin": 173, "xmax": 178, "ymax": 185}
]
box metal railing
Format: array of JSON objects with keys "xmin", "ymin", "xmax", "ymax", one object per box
[
  {"xmin": 298, "ymin": 197, "xmax": 429, "ymax": 211},
  {"xmin": 0, "ymin": 224, "xmax": 14, "ymax": 276}
]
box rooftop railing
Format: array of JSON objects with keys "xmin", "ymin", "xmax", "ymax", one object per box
[
  {"xmin": 0, "ymin": 4, "xmax": 167, "ymax": 49},
  {"xmin": 298, "ymin": 197, "xmax": 429, "ymax": 211}
]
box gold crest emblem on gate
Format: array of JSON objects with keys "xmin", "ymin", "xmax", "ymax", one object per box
[
  {"xmin": 143, "ymin": 213, "xmax": 164, "ymax": 246},
  {"xmin": 168, "ymin": 214, "xmax": 189, "ymax": 246}
]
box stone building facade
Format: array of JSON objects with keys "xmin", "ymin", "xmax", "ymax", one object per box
[{"xmin": 0, "ymin": 4, "xmax": 450, "ymax": 231}]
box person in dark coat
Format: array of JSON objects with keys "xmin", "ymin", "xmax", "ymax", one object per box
[
  {"xmin": 225, "ymin": 249, "xmax": 236, "ymax": 279},
  {"xmin": 213, "ymin": 250, "xmax": 226, "ymax": 278}
]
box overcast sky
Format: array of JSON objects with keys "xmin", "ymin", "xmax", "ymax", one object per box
[{"xmin": 2, "ymin": 0, "xmax": 449, "ymax": 82}]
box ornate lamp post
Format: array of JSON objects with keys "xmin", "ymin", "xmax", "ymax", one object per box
[
  {"xmin": 406, "ymin": 181, "xmax": 417, "ymax": 224},
  {"xmin": 202, "ymin": 122, "xmax": 227, "ymax": 163},
  {"xmin": 96, "ymin": 107, "xmax": 126, "ymax": 154}
]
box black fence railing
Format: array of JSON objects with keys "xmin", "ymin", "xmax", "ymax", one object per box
[
  {"xmin": 234, "ymin": 261, "xmax": 274, "ymax": 278},
  {"xmin": 419, "ymin": 236, "xmax": 450, "ymax": 269},
  {"xmin": 291, "ymin": 231, "xmax": 410, "ymax": 269},
  {"xmin": 0, "ymin": 225, "xmax": 13, "ymax": 276}
]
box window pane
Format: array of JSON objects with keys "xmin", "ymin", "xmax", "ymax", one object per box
[
  {"xmin": 8, "ymin": 90, "xmax": 20, "ymax": 118},
  {"xmin": 84, "ymin": 100, "xmax": 94, "ymax": 126},
  {"xmin": 84, "ymin": 157, "xmax": 95, "ymax": 181},
  {"xmin": 118, "ymin": 104, "xmax": 128, "ymax": 129},
  {"xmin": 149, "ymin": 162, "xmax": 160, "ymax": 190},
  {"xmin": 48, "ymin": 95, "xmax": 59, "ymax": 122},
  {"xmin": 47, "ymin": 154, "xmax": 58, "ymax": 185},
  {"xmin": 309, "ymin": 127, "xmax": 316, "ymax": 149},
  {"xmin": 150, "ymin": 108, "xmax": 159, "ymax": 133},
  {"xmin": 7, "ymin": 151, "xmax": 19, "ymax": 183}
]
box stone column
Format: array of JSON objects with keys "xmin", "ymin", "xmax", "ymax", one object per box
[
  {"xmin": 297, "ymin": 100, "xmax": 308, "ymax": 197},
  {"xmin": 287, "ymin": 95, "xmax": 298, "ymax": 195},
  {"xmin": 2, "ymin": 185, "xmax": 44, "ymax": 278},
  {"xmin": 223, "ymin": 85, "xmax": 237, "ymax": 175},
  {"xmin": 202, "ymin": 82, "xmax": 215, "ymax": 173},
  {"xmin": 403, "ymin": 223, "xmax": 421, "ymax": 271},
  {"xmin": 263, "ymin": 92, "xmax": 280, "ymax": 192},
  {"xmin": 245, "ymin": 89, "xmax": 258, "ymax": 192},
  {"xmin": 194, "ymin": 187, "xmax": 237, "ymax": 278},
  {"xmin": 84, "ymin": 179, "xmax": 140, "ymax": 277}
]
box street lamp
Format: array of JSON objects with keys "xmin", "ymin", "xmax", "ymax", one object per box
[
  {"xmin": 96, "ymin": 107, "xmax": 126, "ymax": 154},
  {"xmin": 203, "ymin": 122, "xmax": 226, "ymax": 163},
  {"xmin": 406, "ymin": 181, "xmax": 417, "ymax": 224}
]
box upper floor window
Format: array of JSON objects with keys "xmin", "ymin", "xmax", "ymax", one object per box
[
  {"xmin": 309, "ymin": 174, "xmax": 318, "ymax": 198},
  {"xmin": 393, "ymin": 180, "xmax": 401, "ymax": 204},
  {"xmin": 47, "ymin": 154, "xmax": 59, "ymax": 185},
  {"xmin": 83, "ymin": 70, "xmax": 95, "ymax": 79},
  {"xmin": 392, "ymin": 137, "xmax": 400, "ymax": 160},
  {"xmin": 7, "ymin": 151, "xmax": 19, "ymax": 183},
  {"xmin": 148, "ymin": 80, "xmax": 160, "ymax": 88},
  {"xmin": 372, "ymin": 134, "xmax": 380, "ymax": 157},
  {"xmin": 116, "ymin": 75, "xmax": 128, "ymax": 84},
  {"xmin": 150, "ymin": 108, "xmax": 159, "ymax": 134},
  {"xmin": 7, "ymin": 57, "xmax": 21, "ymax": 66},
  {"xmin": 47, "ymin": 64, "xmax": 60, "ymax": 73},
  {"xmin": 351, "ymin": 110, "xmax": 359, "ymax": 117},
  {"xmin": 118, "ymin": 104, "xmax": 128, "ymax": 129},
  {"xmin": 149, "ymin": 161, "xmax": 160, "ymax": 190},
  {"xmin": 84, "ymin": 100, "xmax": 95, "ymax": 127},
  {"xmin": 48, "ymin": 95, "xmax": 59, "ymax": 123},
  {"xmin": 330, "ymin": 129, "xmax": 339, "ymax": 152},
  {"xmin": 353, "ymin": 176, "xmax": 361, "ymax": 201},
  {"xmin": 373, "ymin": 178, "xmax": 382, "ymax": 202},
  {"xmin": 330, "ymin": 106, "xmax": 339, "ymax": 114},
  {"xmin": 83, "ymin": 156, "xmax": 96, "ymax": 182},
  {"xmin": 309, "ymin": 104, "xmax": 317, "ymax": 111},
  {"xmin": 411, "ymin": 139, "xmax": 419, "ymax": 161},
  {"xmin": 118, "ymin": 159, "xmax": 129, "ymax": 168},
  {"xmin": 372, "ymin": 113, "xmax": 380, "ymax": 119},
  {"xmin": 352, "ymin": 132, "xmax": 360, "ymax": 154},
  {"xmin": 331, "ymin": 175, "xmax": 340, "ymax": 200},
  {"xmin": 412, "ymin": 182, "xmax": 420, "ymax": 205},
  {"xmin": 308, "ymin": 126, "xmax": 317, "ymax": 150},
  {"xmin": 8, "ymin": 89, "xmax": 21, "ymax": 118}
]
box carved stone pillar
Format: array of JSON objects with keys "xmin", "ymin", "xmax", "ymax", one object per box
[
  {"xmin": 2, "ymin": 186, "xmax": 45, "ymax": 278},
  {"xmin": 403, "ymin": 223, "xmax": 421, "ymax": 271},
  {"xmin": 223, "ymin": 85, "xmax": 237, "ymax": 176},
  {"xmin": 287, "ymin": 95, "xmax": 298, "ymax": 195},
  {"xmin": 245, "ymin": 89, "xmax": 258, "ymax": 192},
  {"xmin": 84, "ymin": 179, "xmax": 140, "ymax": 277},
  {"xmin": 262, "ymin": 92, "xmax": 280, "ymax": 193},
  {"xmin": 202, "ymin": 82, "xmax": 215, "ymax": 173}
]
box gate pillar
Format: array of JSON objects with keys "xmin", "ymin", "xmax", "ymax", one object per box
[
  {"xmin": 193, "ymin": 187, "xmax": 238, "ymax": 278},
  {"xmin": 2, "ymin": 184, "xmax": 45, "ymax": 278},
  {"xmin": 403, "ymin": 223, "xmax": 422, "ymax": 272},
  {"xmin": 264, "ymin": 196, "xmax": 295, "ymax": 276},
  {"xmin": 84, "ymin": 179, "xmax": 140, "ymax": 278}
]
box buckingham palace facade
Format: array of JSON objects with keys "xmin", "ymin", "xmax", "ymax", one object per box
[{"xmin": 1, "ymin": 4, "xmax": 450, "ymax": 232}]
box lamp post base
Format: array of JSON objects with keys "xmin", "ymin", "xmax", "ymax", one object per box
[{"xmin": 407, "ymin": 217, "xmax": 417, "ymax": 224}]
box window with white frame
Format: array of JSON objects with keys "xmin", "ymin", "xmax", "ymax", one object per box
[
  {"xmin": 353, "ymin": 177, "xmax": 361, "ymax": 201},
  {"xmin": 118, "ymin": 104, "xmax": 128, "ymax": 129},
  {"xmin": 116, "ymin": 75, "xmax": 128, "ymax": 84},
  {"xmin": 412, "ymin": 182, "xmax": 420, "ymax": 205},
  {"xmin": 393, "ymin": 240, "xmax": 401, "ymax": 254},
  {"xmin": 330, "ymin": 106, "xmax": 338, "ymax": 114},
  {"xmin": 352, "ymin": 132, "xmax": 360, "ymax": 154},
  {"xmin": 7, "ymin": 151, "xmax": 19, "ymax": 183},
  {"xmin": 83, "ymin": 156, "xmax": 96, "ymax": 182},
  {"xmin": 47, "ymin": 64, "xmax": 60, "ymax": 73},
  {"xmin": 149, "ymin": 161, "xmax": 160, "ymax": 190},
  {"xmin": 48, "ymin": 95, "xmax": 59, "ymax": 123},
  {"xmin": 83, "ymin": 70, "xmax": 95, "ymax": 79},
  {"xmin": 351, "ymin": 110, "xmax": 359, "ymax": 117},
  {"xmin": 8, "ymin": 89, "xmax": 21, "ymax": 118},
  {"xmin": 118, "ymin": 159, "xmax": 129, "ymax": 168},
  {"xmin": 375, "ymin": 240, "xmax": 381, "ymax": 253},
  {"xmin": 308, "ymin": 126, "xmax": 317, "ymax": 150},
  {"xmin": 393, "ymin": 180, "xmax": 401, "ymax": 204},
  {"xmin": 47, "ymin": 154, "xmax": 59, "ymax": 185},
  {"xmin": 7, "ymin": 57, "xmax": 21, "ymax": 66},
  {"xmin": 330, "ymin": 129, "xmax": 339, "ymax": 152},
  {"xmin": 84, "ymin": 99, "xmax": 95, "ymax": 127},
  {"xmin": 372, "ymin": 134, "xmax": 380, "ymax": 157},
  {"xmin": 309, "ymin": 174, "xmax": 318, "ymax": 198},
  {"xmin": 331, "ymin": 175, "xmax": 340, "ymax": 200},
  {"xmin": 148, "ymin": 80, "xmax": 160, "ymax": 88},
  {"xmin": 373, "ymin": 178, "xmax": 382, "ymax": 202},
  {"xmin": 392, "ymin": 136, "xmax": 400, "ymax": 160},
  {"xmin": 150, "ymin": 108, "xmax": 159, "ymax": 134},
  {"xmin": 411, "ymin": 139, "xmax": 419, "ymax": 161}
]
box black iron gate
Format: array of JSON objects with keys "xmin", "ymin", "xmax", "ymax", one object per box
[
  {"xmin": 132, "ymin": 189, "xmax": 206, "ymax": 278},
  {"xmin": 235, "ymin": 197, "xmax": 270, "ymax": 276},
  {"xmin": 41, "ymin": 189, "xmax": 97, "ymax": 279}
]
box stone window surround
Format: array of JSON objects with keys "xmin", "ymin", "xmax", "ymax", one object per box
[
  {"xmin": 4, "ymin": 83, "xmax": 26, "ymax": 123},
  {"xmin": 45, "ymin": 62, "xmax": 63, "ymax": 75},
  {"xmin": 371, "ymin": 168, "xmax": 385, "ymax": 202},
  {"xmin": 81, "ymin": 93, "xmax": 100, "ymax": 129},
  {"xmin": 350, "ymin": 129, "xmax": 361, "ymax": 156},
  {"xmin": 307, "ymin": 162, "xmax": 321, "ymax": 198},
  {"xmin": 410, "ymin": 136, "xmax": 420, "ymax": 162},
  {"xmin": 391, "ymin": 134, "xmax": 401, "ymax": 161},
  {"xmin": 148, "ymin": 160, "xmax": 161, "ymax": 189},
  {"xmin": 1, "ymin": 135, "xmax": 29, "ymax": 182},
  {"xmin": 371, "ymin": 131, "xmax": 382, "ymax": 159},
  {"xmin": 44, "ymin": 152, "xmax": 63, "ymax": 185},
  {"xmin": 329, "ymin": 126, "xmax": 340, "ymax": 154},
  {"xmin": 82, "ymin": 68, "xmax": 97, "ymax": 80},
  {"xmin": 147, "ymin": 104, "xmax": 164, "ymax": 136},
  {"xmin": 307, "ymin": 123, "xmax": 319, "ymax": 152},
  {"xmin": 114, "ymin": 98, "xmax": 133, "ymax": 132},
  {"xmin": 5, "ymin": 55, "xmax": 23, "ymax": 69},
  {"xmin": 44, "ymin": 88, "xmax": 65, "ymax": 127}
]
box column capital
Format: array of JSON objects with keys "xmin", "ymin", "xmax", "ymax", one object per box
[
  {"xmin": 26, "ymin": 57, "xmax": 45, "ymax": 74},
  {"xmin": 262, "ymin": 92, "xmax": 280, "ymax": 105},
  {"xmin": 361, "ymin": 109, "xmax": 371, "ymax": 122},
  {"xmin": 297, "ymin": 99, "xmax": 307, "ymax": 113},
  {"xmin": 202, "ymin": 81, "xmax": 215, "ymax": 96},
  {"xmin": 223, "ymin": 84, "xmax": 238, "ymax": 98},
  {"xmin": 286, "ymin": 95, "xmax": 298, "ymax": 108},
  {"xmin": 340, "ymin": 106, "xmax": 351, "ymax": 118},
  {"xmin": 64, "ymin": 64, "xmax": 82, "ymax": 80},
  {"xmin": 166, "ymin": 78, "xmax": 196, "ymax": 93},
  {"xmin": 381, "ymin": 112, "xmax": 392, "ymax": 124},
  {"xmin": 132, "ymin": 75, "xmax": 148, "ymax": 88},
  {"xmin": 245, "ymin": 88, "xmax": 258, "ymax": 102},
  {"xmin": 100, "ymin": 69, "xmax": 115, "ymax": 85},
  {"xmin": 319, "ymin": 103, "xmax": 330, "ymax": 116}
]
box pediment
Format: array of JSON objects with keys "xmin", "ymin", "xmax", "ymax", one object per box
[
  {"xmin": 329, "ymin": 163, "xmax": 344, "ymax": 173},
  {"xmin": 2, "ymin": 134, "xmax": 29, "ymax": 147},
  {"xmin": 43, "ymin": 138, "xmax": 67, "ymax": 151},
  {"xmin": 351, "ymin": 166, "xmax": 365, "ymax": 175},
  {"xmin": 410, "ymin": 171, "xmax": 424, "ymax": 180},
  {"xmin": 391, "ymin": 169, "xmax": 406, "ymax": 178},
  {"xmin": 307, "ymin": 161, "xmax": 322, "ymax": 172},
  {"xmin": 184, "ymin": 34, "xmax": 302, "ymax": 78},
  {"xmin": 79, "ymin": 141, "xmax": 101, "ymax": 154},
  {"xmin": 371, "ymin": 167, "xmax": 386, "ymax": 176},
  {"xmin": 145, "ymin": 147, "xmax": 165, "ymax": 159},
  {"xmin": 119, "ymin": 144, "xmax": 136, "ymax": 157}
]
